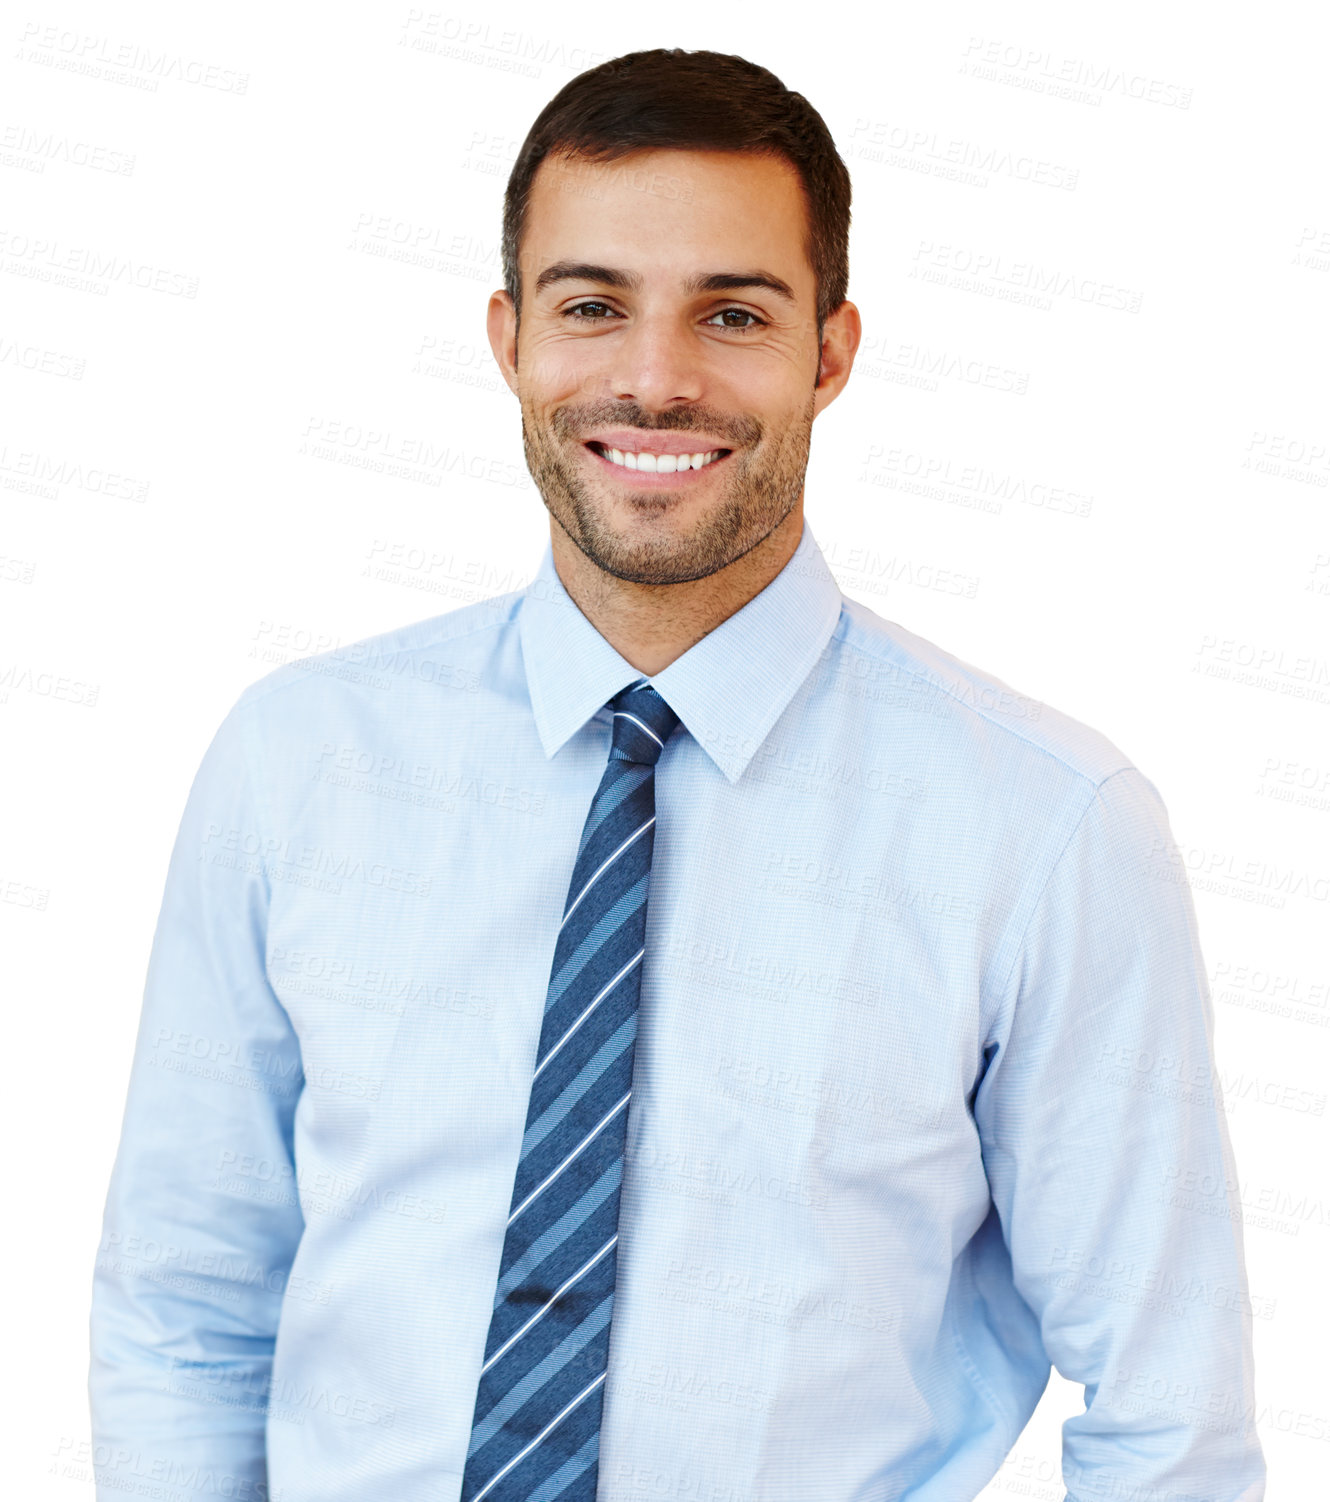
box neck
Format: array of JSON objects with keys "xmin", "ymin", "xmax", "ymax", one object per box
[{"xmin": 549, "ymin": 502, "xmax": 806, "ymax": 677}]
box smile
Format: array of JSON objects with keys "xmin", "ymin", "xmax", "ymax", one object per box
[{"xmin": 585, "ymin": 441, "xmax": 732, "ymax": 478}]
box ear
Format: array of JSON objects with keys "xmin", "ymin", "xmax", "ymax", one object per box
[
  {"xmin": 813, "ymin": 300, "xmax": 862, "ymax": 415},
  {"xmin": 487, "ymin": 289, "xmax": 520, "ymax": 394}
]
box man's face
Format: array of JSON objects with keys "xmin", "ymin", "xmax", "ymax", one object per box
[{"xmin": 489, "ymin": 148, "xmax": 852, "ymax": 586}]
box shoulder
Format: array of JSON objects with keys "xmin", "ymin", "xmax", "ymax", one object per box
[
  {"xmin": 228, "ymin": 586, "xmax": 525, "ymax": 727},
  {"xmin": 830, "ymin": 594, "xmax": 1140, "ymax": 797}
]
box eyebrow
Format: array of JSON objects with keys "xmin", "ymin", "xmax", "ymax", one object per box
[{"xmin": 532, "ymin": 260, "xmax": 797, "ymax": 306}]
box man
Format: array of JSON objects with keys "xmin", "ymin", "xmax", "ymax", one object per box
[{"xmin": 90, "ymin": 47, "xmax": 1265, "ymax": 1502}]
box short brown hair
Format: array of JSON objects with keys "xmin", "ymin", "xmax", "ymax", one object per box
[{"xmin": 502, "ymin": 48, "xmax": 851, "ymax": 342}]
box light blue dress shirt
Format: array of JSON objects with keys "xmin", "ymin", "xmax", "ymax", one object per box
[{"xmin": 89, "ymin": 517, "xmax": 1265, "ymax": 1501}]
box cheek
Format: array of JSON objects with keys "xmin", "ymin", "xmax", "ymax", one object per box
[
  {"xmin": 521, "ymin": 341, "xmax": 602, "ymax": 406},
  {"xmin": 710, "ymin": 347, "xmax": 811, "ymax": 407}
]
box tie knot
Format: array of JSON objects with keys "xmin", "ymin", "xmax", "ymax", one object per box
[{"xmin": 608, "ymin": 682, "xmax": 680, "ymax": 766}]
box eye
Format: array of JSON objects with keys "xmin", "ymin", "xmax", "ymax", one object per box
[
  {"xmin": 562, "ymin": 301, "xmax": 619, "ymax": 321},
  {"xmin": 705, "ymin": 308, "xmax": 766, "ymax": 333}
]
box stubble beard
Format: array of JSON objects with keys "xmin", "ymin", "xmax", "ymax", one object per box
[{"xmin": 519, "ymin": 393, "xmax": 816, "ymax": 586}]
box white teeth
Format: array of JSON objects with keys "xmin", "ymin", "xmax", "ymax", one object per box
[{"xmin": 597, "ymin": 445, "xmax": 724, "ymax": 473}]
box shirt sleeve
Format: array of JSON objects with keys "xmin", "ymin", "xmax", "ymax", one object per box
[
  {"xmin": 973, "ymin": 766, "xmax": 1267, "ymax": 1502},
  {"xmin": 88, "ymin": 691, "xmax": 304, "ymax": 1500}
]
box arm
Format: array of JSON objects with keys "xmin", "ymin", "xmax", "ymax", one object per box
[
  {"xmin": 974, "ymin": 767, "xmax": 1266, "ymax": 1502},
  {"xmin": 89, "ymin": 692, "xmax": 304, "ymax": 1500}
]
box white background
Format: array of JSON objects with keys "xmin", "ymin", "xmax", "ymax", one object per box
[{"xmin": 3, "ymin": 2, "xmax": 1326, "ymax": 1496}]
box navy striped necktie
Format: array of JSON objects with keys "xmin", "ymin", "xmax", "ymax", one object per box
[{"xmin": 460, "ymin": 680, "xmax": 681, "ymax": 1502}]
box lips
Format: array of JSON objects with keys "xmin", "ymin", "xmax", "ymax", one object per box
[
  {"xmin": 587, "ymin": 441, "xmax": 729, "ymax": 470},
  {"xmin": 582, "ymin": 429, "xmax": 735, "ymax": 456},
  {"xmin": 582, "ymin": 441, "xmax": 734, "ymax": 483}
]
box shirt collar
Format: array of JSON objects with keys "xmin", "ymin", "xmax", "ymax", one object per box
[{"xmin": 518, "ymin": 516, "xmax": 844, "ymax": 784}]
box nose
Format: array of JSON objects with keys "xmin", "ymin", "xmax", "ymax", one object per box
[{"xmin": 604, "ymin": 309, "xmax": 706, "ymax": 410}]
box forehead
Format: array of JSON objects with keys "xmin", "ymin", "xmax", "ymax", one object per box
[{"xmin": 522, "ymin": 147, "xmax": 814, "ymax": 297}]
